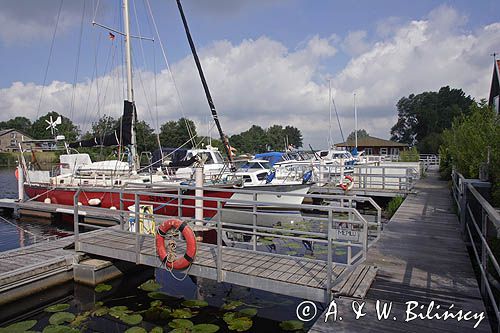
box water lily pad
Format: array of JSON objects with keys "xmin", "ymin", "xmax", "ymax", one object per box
[
  {"xmin": 110, "ymin": 305, "xmax": 129, "ymax": 312},
  {"xmin": 227, "ymin": 317, "xmax": 253, "ymax": 332},
  {"xmin": 147, "ymin": 291, "xmax": 169, "ymax": 299},
  {"xmin": 44, "ymin": 304, "xmax": 70, "ymax": 313},
  {"xmin": 279, "ymin": 320, "xmax": 304, "ymax": 331},
  {"xmin": 171, "ymin": 308, "xmax": 194, "ymax": 319},
  {"xmin": 169, "ymin": 329, "xmax": 190, "ymax": 333},
  {"xmin": 150, "ymin": 300, "xmax": 162, "ymax": 307},
  {"xmin": 150, "ymin": 327, "xmax": 163, "ymax": 333},
  {"xmin": 120, "ymin": 314, "xmax": 143, "ymax": 325},
  {"xmin": 42, "ymin": 325, "xmax": 79, "ymax": 333},
  {"xmin": 94, "ymin": 283, "xmax": 112, "ymax": 293},
  {"xmin": 92, "ymin": 307, "xmax": 109, "ymax": 317},
  {"xmin": 191, "ymin": 323, "xmax": 220, "ymax": 333},
  {"xmin": 143, "ymin": 306, "xmax": 171, "ymax": 321},
  {"xmin": 0, "ymin": 320, "xmax": 37, "ymax": 332},
  {"xmin": 49, "ymin": 312, "xmax": 75, "ymax": 325},
  {"xmin": 168, "ymin": 319, "xmax": 194, "ymax": 329},
  {"xmin": 138, "ymin": 279, "xmax": 161, "ymax": 292},
  {"xmin": 238, "ymin": 308, "xmax": 258, "ymax": 317},
  {"xmin": 221, "ymin": 300, "xmax": 243, "ymax": 311},
  {"xmin": 124, "ymin": 327, "xmax": 146, "ymax": 333},
  {"xmin": 181, "ymin": 299, "xmax": 208, "ymax": 308},
  {"xmin": 70, "ymin": 311, "xmax": 90, "ymax": 327}
]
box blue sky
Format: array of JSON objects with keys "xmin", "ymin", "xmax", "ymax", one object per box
[{"xmin": 0, "ymin": 0, "xmax": 498, "ymax": 148}]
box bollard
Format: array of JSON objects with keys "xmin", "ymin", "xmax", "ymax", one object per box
[{"xmin": 17, "ymin": 164, "xmax": 24, "ymax": 202}]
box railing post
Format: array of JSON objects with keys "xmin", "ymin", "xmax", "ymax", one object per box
[
  {"xmin": 481, "ymin": 208, "xmax": 487, "ymax": 296},
  {"xmin": 252, "ymin": 192, "xmax": 257, "ymax": 251},
  {"xmin": 460, "ymin": 182, "xmax": 468, "ymax": 239},
  {"xmin": 178, "ymin": 187, "xmax": 182, "ymax": 218},
  {"xmin": 73, "ymin": 190, "xmax": 80, "ymax": 251},
  {"xmin": 326, "ymin": 209, "xmax": 333, "ymax": 303},
  {"xmin": 119, "ymin": 191, "xmax": 124, "ymax": 230},
  {"xmin": 216, "ymin": 201, "xmax": 223, "ymax": 283},
  {"xmin": 382, "ymin": 166, "xmax": 386, "ymax": 190},
  {"xmin": 134, "ymin": 193, "xmax": 140, "ymax": 264}
]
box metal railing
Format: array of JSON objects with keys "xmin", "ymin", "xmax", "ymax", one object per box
[
  {"xmin": 452, "ymin": 170, "xmax": 500, "ymax": 331},
  {"xmin": 73, "ymin": 184, "xmax": 380, "ymax": 302}
]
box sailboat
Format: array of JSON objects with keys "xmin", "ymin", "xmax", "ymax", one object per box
[{"xmin": 21, "ymin": 0, "xmax": 235, "ymax": 219}]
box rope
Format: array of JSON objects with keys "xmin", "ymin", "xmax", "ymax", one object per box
[
  {"xmin": 155, "ymin": 225, "xmax": 192, "ymax": 281},
  {"xmin": 36, "ymin": 0, "xmax": 64, "ymax": 119}
]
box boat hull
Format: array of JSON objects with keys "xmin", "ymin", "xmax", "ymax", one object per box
[
  {"xmin": 24, "ymin": 184, "xmax": 233, "ymax": 220},
  {"xmin": 225, "ymin": 183, "xmax": 310, "ymax": 210}
]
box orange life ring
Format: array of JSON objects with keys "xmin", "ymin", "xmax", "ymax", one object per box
[
  {"xmin": 155, "ymin": 219, "xmax": 196, "ymax": 270},
  {"xmin": 337, "ymin": 175, "xmax": 354, "ymax": 191}
]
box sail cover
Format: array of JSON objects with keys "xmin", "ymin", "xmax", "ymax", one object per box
[{"xmin": 69, "ymin": 101, "xmax": 135, "ymax": 148}]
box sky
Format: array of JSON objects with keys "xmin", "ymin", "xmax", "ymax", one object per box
[{"xmin": 0, "ymin": 0, "xmax": 499, "ymax": 150}]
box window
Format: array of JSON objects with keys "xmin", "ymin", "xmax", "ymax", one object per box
[
  {"xmin": 391, "ymin": 148, "xmax": 400, "ymax": 155},
  {"xmin": 380, "ymin": 148, "xmax": 388, "ymax": 155},
  {"xmin": 256, "ymin": 172, "xmax": 267, "ymax": 181},
  {"xmin": 365, "ymin": 148, "xmax": 373, "ymax": 155},
  {"xmin": 243, "ymin": 175, "xmax": 252, "ymax": 183}
]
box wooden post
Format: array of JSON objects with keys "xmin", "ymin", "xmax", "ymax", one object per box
[
  {"xmin": 252, "ymin": 192, "xmax": 257, "ymax": 251},
  {"xmin": 195, "ymin": 166, "xmax": 204, "ymax": 225},
  {"xmin": 17, "ymin": 164, "xmax": 24, "ymax": 202}
]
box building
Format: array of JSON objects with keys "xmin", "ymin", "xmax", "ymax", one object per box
[
  {"xmin": 335, "ymin": 135, "xmax": 409, "ymax": 156},
  {"xmin": 0, "ymin": 129, "xmax": 35, "ymax": 152},
  {"xmin": 488, "ymin": 59, "xmax": 500, "ymax": 114}
]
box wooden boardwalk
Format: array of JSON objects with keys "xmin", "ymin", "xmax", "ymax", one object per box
[
  {"xmin": 77, "ymin": 228, "xmax": 376, "ymax": 303},
  {"xmin": 0, "ymin": 237, "xmax": 80, "ymax": 305},
  {"xmin": 309, "ymin": 168, "xmax": 491, "ymax": 332}
]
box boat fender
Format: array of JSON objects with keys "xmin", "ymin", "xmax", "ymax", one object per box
[
  {"xmin": 44, "ymin": 198, "xmax": 51, "ymax": 204},
  {"xmin": 265, "ymin": 169, "xmax": 276, "ymax": 184},
  {"xmin": 88, "ymin": 198, "xmax": 101, "ymax": 206},
  {"xmin": 156, "ymin": 219, "xmax": 197, "ymax": 270},
  {"xmin": 109, "ymin": 206, "xmax": 117, "ymax": 210},
  {"xmin": 302, "ymin": 170, "xmax": 313, "ymax": 184}
]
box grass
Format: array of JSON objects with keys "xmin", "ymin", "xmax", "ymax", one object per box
[{"xmin": 386, "ymin": 196, "xmax": 404, "ymax": 218}]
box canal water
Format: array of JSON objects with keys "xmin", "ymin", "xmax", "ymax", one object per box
[{"xmin": 0, "ymin": 168, "xmax": 321, "ymax": 332}]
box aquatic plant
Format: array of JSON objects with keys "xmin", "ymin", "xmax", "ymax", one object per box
[
  {"xmin": 386, "ymin": 196, "xmax": 404, "ymax": 218},
  {"xmin": 171, "ymin": 308, "xmax": 195, "ymax": 319},
  {"xmin": 181, "ymin": 299, "xmax": 209, "ymax": 308},
  {"xmin": 124, "ymin": 327, "xmax": 147, "ymax": 333},
  {"xmin": 138, "ymin": 279, "xmax": 161, "ymax": 292},
  {"xmin": 279, "ymin": 320, "xmax": 304, "ymax": 331},
  {"xmin": 44, "ymin": 304, "xmax": 70, "ymax": 313},
  {"xmin": 42, "ymin": 325, "xmax": 79, "ymax": 333},
  {"xmin": 220, "ymin": 300, "xmax": 243, "ymax": 311},
  {"xmin": 49, "ymin": 312, "xmax": 75, "ymax": 325},
  {"xmin": 0, "ymin": 320, "xmax": 37, "ymax": 332},
  {"xmin": 94, "ymin": 283, "xmax": 112, "ymax": 293},
  {"xmin": 169, "ymin": 319, "xmax": 194, "ymax": 329}
]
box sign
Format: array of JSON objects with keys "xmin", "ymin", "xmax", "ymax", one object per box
[{"xmin": 333, "ymin": 228, "xmax": 360, "ymax": 242}]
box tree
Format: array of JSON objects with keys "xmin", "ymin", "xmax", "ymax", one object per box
[
  {"xmin": 159, "ymin": 118, "xmax": 197, "ymax": 148},
  {"xmin": 0, "ymin": 117, "xmax": 32, "ymax": 135},
  {"xmin": 284, "ymin": 125, "xmax": 303, "ymax": 148},
  {"xmin": 136, "ymin": 120, "xmax": 157, "ymax": 153},
  {"xmin": 31, "ymin": 111, "xmax": 79, "ymax": 141},
  {"xmin": 230, "ymin": 125, "xmax": 267, "ymax": 153},
  {"xmin": 390, "ymin": 86, "xmax": 474, "ymax": 153},
  {"xmin": 347, "ymin": 129, "xmax": 369, "ymax": 142},
  {"xmin": 440, "ymin": 100, "xmax": 500, "ymax": 205}
]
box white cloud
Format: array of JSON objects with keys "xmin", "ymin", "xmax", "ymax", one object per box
[
  {"xmin": 341, "ymin": 30, "xmax": 371, "ymax": 56},
  {"xmin": 0, "ymin": 5, "xmax": 498, "ymax": 150}
]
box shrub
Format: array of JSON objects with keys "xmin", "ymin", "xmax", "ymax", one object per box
[{"xmin": 386, "ymin": 196, "xmax": 404, "ymax": 218}]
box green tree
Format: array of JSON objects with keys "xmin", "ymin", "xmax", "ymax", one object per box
[
  {"xmin": 440, "ymin": 101, "xmax": 500, "ymax": 204},
  {"xmin": 159, "ymin": 118, "xmax": 197, "ymax": 148},
  {"xmin": 81, "ymin": 115, "xmax": 119, "ymax": 140},
  {"xmin": 230, "ymin": 125, "xmax": 267, "ymax": 153},
  {"xmin": 31, "ymin": 111, "xmax": 79, "ymax": 141},
  {"xmin": 347, "ymin": 129, "xmax": 369, "ymax": 142},
  {"xmin": 284, "ymin": 125, "xmax": 303, "ymax": 148},
  {"xmin": 136, "ymin": 120, "xmax": 158, "ymax": 153},
  {"xmin": 390, "ymin": 86, "xmax": 474, "ymax": 153},
  {"xmin": 267, "ymin": 125, "xmax": 286, "ymax": 151},
  {"xmin": 0, "ymin": 117, "xmax": 32, "ymax": 135}
]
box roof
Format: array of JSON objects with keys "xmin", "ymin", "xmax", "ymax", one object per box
[
  {"xmin": 488, "ymin": 59, "xmax": 500, "ymax": 106},
  {"xmin": 335, "ymin": 135, "xmax": 408, "ymax": 148},
  {"xmin": 0, "ymin": 128, "xmax": 33, "ymax": 140}
]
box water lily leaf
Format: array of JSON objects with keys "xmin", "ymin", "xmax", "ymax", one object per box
[
  {"xmin": 110, "ymin": 305, "xmax": 129, "ymax": 312},
  {"xmin": 222, "ymin": 312, "xmax": 238, "ymax": 324},
  {"xmin": 92, "ymin": 307, "xmax": 109, "ymax": 317},
  {"xmin": 70, "ymin": 311, "xmax": 90, "ymax": 327},
  {"xmin": 143, "ymin": 307, "xmax": 171, "ymax": 321},
  {"xmin": 95, "ymin": 301, "xmax": 104, "ymax": 307},
  {"xmin": 221, "ymin": 300, "xmax": 243, "ymax": 310},
  {"xmin": 168, "ymin": 319, "xmax": 194, "ymax": 329},
  {"xmin": 1, "ymin": 320, "xmax": 37, "ymax": 332},
  {"xmin": 124, "ymin": 327, "xmax": 147, "ymax": 333},
  {"xmin": 181, "ymin": 300, "xmax": 208, "ymax": 308},
  {"xmin": 150, "ymin": 327, "xmax": 163, "ymax": 333},
  {"xmin": 169, "ymin": 329, "xmax": 190, "ymax": 333},
  {"xmin": 227, "ymin": 317, "xmax": 253, "ymax": 332},
  {"xmin": 191, "ymin": 324, "xmax": 220, "ymax": 333},
  {"xmin": 49, "ymin": 312, "xmax": 75, "ymax": 325},
  {"xmin": 120, "ymin": 314, "xmax": 143, "ymax": 325},
  {"xmin": 138, "ymin": 279, "xmax": 161, "ymax": 292},
  {"xmin": 238, "ymin": 308, "xmax": 258, "ymax": 317},
  {"xmin": 42, "ymin": 325, "xmax": 79, "ymax": 333},
  {"xmin": 279, "ymin": 320, "xmax": 304, "ymax": 331},
  {"xmin": 44, "ymin": 304, "xmax": 70, "ymax": 313},
  {"xmin": 147, "ymin": 292, "xmax": 169, "ymax": 299},
  {"xmin": 171, "ymin": 308, "xmax": 194, "ymax": 319},
  {"xmin": 150, "ymin": 300, "xmax": 162, "ymax": 307},
  {"xmin": 94, "ymin": 283, "xmax": 112, "ymax": 293}
]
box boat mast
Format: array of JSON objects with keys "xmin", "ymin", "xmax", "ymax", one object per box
[
  {"xmin": 354, "ymin": 93, "xmax": 358, "ymax": 150},
  {"xmin": 176, "ymin": 0, "xmax": 234, "ymax": 166},
  {"xmin": 328, "ymin": 79, "xmax": 332, "ymax": 148},
  {"xmin": 123, "ymin": 0, "xmax": 138, "ymax": 171}
]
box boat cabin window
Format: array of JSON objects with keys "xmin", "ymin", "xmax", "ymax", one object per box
[
  {"xmin": 197, "ymin": 152, "xmax": 214, "ymax": 164},
  {"xmin": 256, "ymin": 172, "xmax": 268, "ymax": 181},
  {"xmin": 243, "ymin": 175, "xmax": 252, "ymax": 183},
  {"xmin": 213, "ymin": 152, "xmax": 224, "ymax": 164},
  {"xmin": 319, "ymin": 151, "xmax": 328, "ymax": 157}
]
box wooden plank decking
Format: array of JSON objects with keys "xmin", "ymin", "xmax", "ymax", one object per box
[
  {"xmin": 77, "ymin": 228, "xmax": 376, "ymax": 303},
  {"xmin": 309, "ymin": 168, "xmax": 491, "ymax": 332}
]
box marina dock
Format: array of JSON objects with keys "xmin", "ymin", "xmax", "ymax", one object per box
[{"xmin": 309, "ymin": 167, "xmax": 491, "ymax": 332}]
